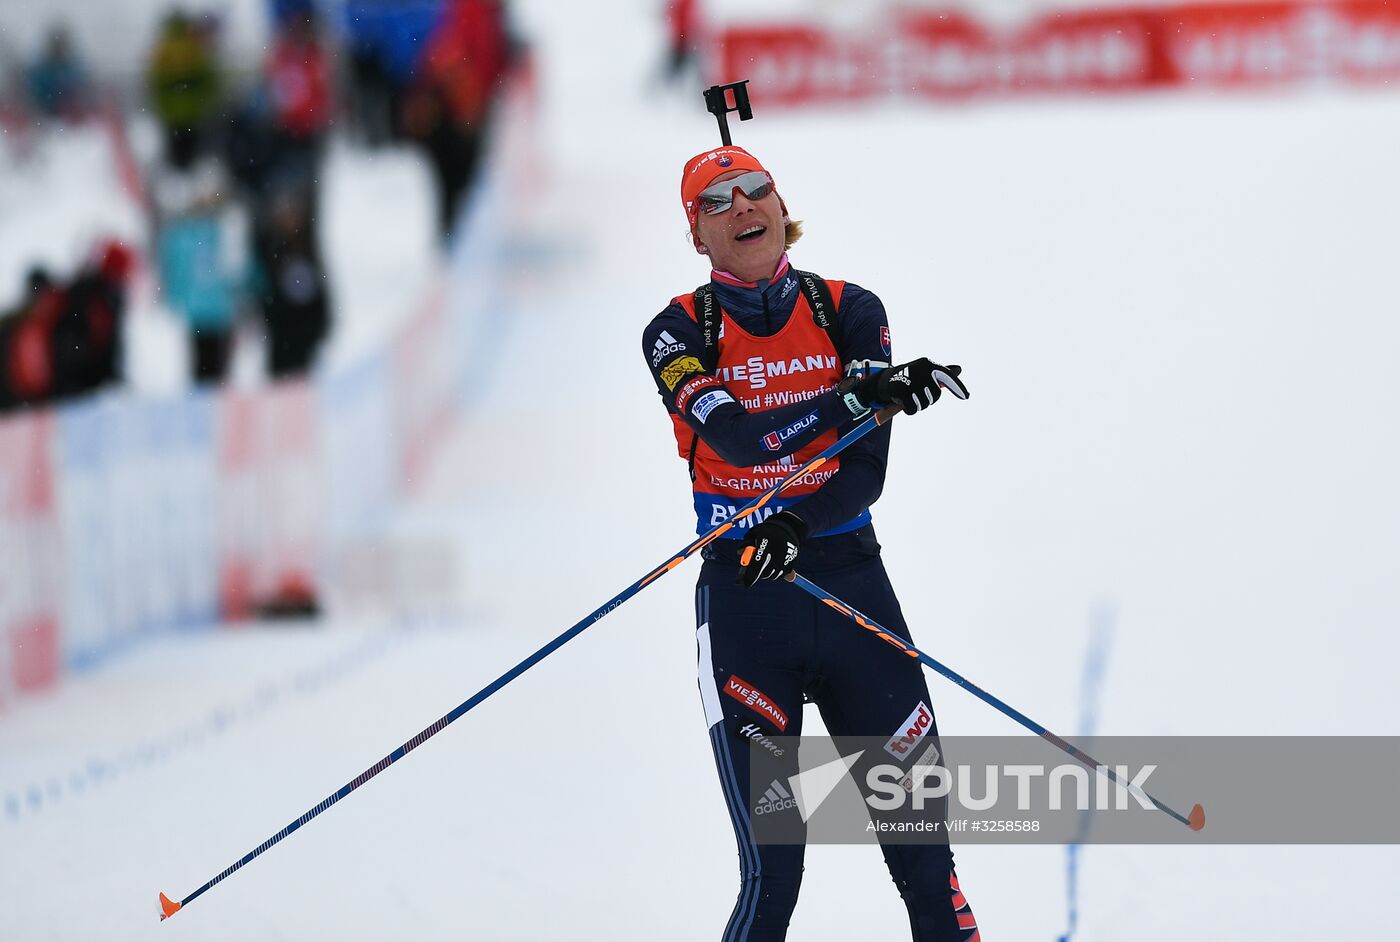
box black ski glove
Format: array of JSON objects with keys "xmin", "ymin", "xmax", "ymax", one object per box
[
  {"xmin": 737, "ymin": 511, "xmax": 809, "ymax": 587},
  {"xmin": 851, "ymin": 360, "xmax": 969, "ymax": 415}
]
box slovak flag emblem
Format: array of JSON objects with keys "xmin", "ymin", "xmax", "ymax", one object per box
[
  {"xmin": 718, "ymin": 155, "xmax": 733, "ymax": 167},
  {"xmin": 880, "ymin": 326, "xmax": 892, "ymax": 357},
  {"xmin": 763, "ymin": 431, "xmax": 782, "ymax": 451}
]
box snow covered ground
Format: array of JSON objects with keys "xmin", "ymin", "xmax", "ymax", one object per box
[{"xmin": 5, "ymin": 0, "xmax": 1400, "ymax": 938}]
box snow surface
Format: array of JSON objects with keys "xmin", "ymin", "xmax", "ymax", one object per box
[{"xmin": 4, "ymin": 0, "xmax": 1400, "ymax": 938}]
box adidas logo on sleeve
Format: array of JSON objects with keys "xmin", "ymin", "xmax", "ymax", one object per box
[{"xmin": 651, "ymin": 330, "xmax": 687, "ymax": 366}]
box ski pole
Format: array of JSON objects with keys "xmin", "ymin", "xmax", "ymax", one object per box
[
  {"xmin": 158, "ymin": 406, "xmax": 899, "ymax": 922},
  {"xmin": 786, "ymin": 573, "xmax": 1205, "ymax": 832}
]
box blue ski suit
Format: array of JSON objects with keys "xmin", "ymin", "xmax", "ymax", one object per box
[{"xmin": 642, "ymin": 261, "xmax": 979, "ymax": 941}]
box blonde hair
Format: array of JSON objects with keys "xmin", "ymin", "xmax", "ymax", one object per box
[{"xmin": 784, "ymin": 219, "xmax": 803, "ymax": 250}]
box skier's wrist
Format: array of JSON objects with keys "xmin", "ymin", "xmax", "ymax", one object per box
[{"xmin": 837, "ymin": 375, "xmax": 873, "ymax": 415}]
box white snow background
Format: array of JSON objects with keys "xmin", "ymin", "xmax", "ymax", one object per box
[{"xmin": 1, "ymin": 0, "xmax": 1398, "ymax": 939}]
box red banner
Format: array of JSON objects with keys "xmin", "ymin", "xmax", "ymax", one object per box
[
  {"xmin": 0, "ymin": 413, "xmax": 62, "ymax": 706},
  {"xmin": 216, "ymin": 381, "xmax": 321, "ymax": 620},
  {"xmin": 711, "ymin": 1, "xmax": 1400, "ymax": 104}
]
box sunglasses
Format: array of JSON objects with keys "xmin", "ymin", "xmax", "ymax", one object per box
[{"xmin": 696, "ymin": 171, "xmax": 775, "ymax": 215}]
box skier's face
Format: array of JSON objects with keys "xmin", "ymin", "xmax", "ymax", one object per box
[{"xmin": 693, "ymin": 169, "xmax": 786, "ymax": 283}]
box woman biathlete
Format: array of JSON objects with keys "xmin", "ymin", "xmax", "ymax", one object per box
[{"xmin": 641, "ymin": 145, "xmax": 980, "ymax": 941}]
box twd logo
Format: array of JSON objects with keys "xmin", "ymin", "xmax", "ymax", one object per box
[{"xmin": 884, "ymin": 701, "xmax": 934, "ymax": 761}]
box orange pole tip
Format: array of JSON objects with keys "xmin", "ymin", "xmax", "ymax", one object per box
[
  {"xmin": 740, "ymin": 546, "xmax": 755, "ymax": 566},
  {"xmin": 159, "ymin": 893, "xmax": 182, "ymax": 921},
  {"xmin": 1188, "ymin": 804, "xmax": 1206, "ymax": 832}
]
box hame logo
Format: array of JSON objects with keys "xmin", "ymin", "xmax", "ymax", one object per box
[
  {"xmin": 884, "ymin": 701, "xmax": 934, "ymax": 760},
  {"xmin": 738, "ymin": 722, "xmax": 786, "ymax": 757}
]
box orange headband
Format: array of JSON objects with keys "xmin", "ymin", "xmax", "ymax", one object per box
[{"xmin": 680, "ymin": 146, "xmax": 772, "ymax": 229}]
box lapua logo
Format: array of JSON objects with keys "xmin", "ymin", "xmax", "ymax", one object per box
[
  {"xmin": 883, "ymin": 701, "xmax": 933, "ymax": 760},
  {"xmin": 763, "ymin": 411, "xmax": 819, "ymax": 452}
]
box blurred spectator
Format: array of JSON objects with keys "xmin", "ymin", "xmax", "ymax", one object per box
[
  {"xmin": 152, "ymin": 158, "xmax": 249, "ymax": 384},
  {"xmin": 51, "ymin": 242, "xmax": 134, "ymax": 396},
  {"xmin": 265, "ymin": 7, "xmax": 333, "ymax": 174},
  {"xmin": 344, "ymin": 25, "xmax": 394, "ymax": 146},
  {"xmin": 269, "ymin": 0, "xmax": 316, "ymax": 25},
  {"xmin": 340, "ymin": 0, "xmax": 444, "ymax": 146},
  {"xmin": 214, "ymin": 5, "xmax": 336, "ymax": 381},
  {"xmin": 222, "ymin": 93, "xmax": 282, "ymax": 197},
  {"xmin": 148, "ymin": 10, "xmax": 222, "ymax": 170},
  {"xmin": 0, "ymin": 270, "xmax": 64, "ymax": 410},
  {"xmin": 0, "ymin": 244, "xmax": 132, "ymax": 413},
  {"xmin": 252, "ymin": 181, "xmax": 330, "ymax": 378},
  {"xmin": 220, "ymin": 92, "xmax": 331, "ymax": 378},
  {"xmin": 403, "ymin": 0, "xmax": 514, "ymax": 239},
  {"xmin": 26, "ymin": 26, "xmax": 92, "ymax": 119}
]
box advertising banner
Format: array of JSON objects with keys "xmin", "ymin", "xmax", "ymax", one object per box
[
  {"xmin": 0, "ymin": 413, "xmax": 61, "ymax": 705},
  {"xmin": 711, "ymin": 1, "xmax": 1400, "ymax": 104}
]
